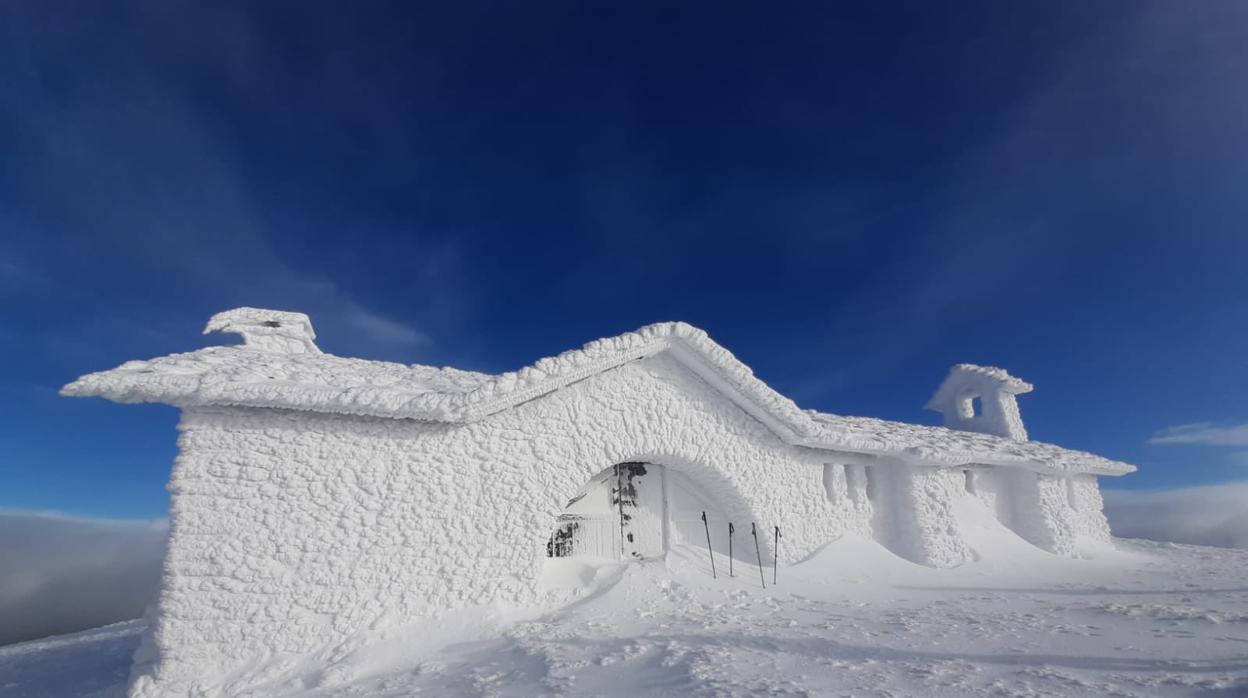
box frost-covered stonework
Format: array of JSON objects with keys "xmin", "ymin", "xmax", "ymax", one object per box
[{"xmin": 62, "ymin": 308, "xmax": 1135, "ymax": 697}]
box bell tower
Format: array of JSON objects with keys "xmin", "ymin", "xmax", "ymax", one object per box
[{"xmin": 925, "ymin": 364, "xmax": 1033, "ymax": 441}]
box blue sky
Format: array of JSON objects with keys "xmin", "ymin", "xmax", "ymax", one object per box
[{"xmin": 2, "ymin": 2, "xmax": 1246, "ymax": 519}]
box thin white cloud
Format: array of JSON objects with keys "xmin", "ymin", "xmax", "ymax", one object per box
[
  {"xmin": 345, "ymin": 306, "xmax": 431, "ymax": 347},
  {"xmin": 3, "ymin": 9, "xmax": 464, "ymax": 364},
  {"xmin": 1148, "ymin": 422, "xmax": 1248, "ymax": 446},
  {"xmin": 1104, "ymin": 483, "xmax": 1248, "ymax": 549},
  {"xmin": 1229, "ymin": 451, "xmax": 1248, "ymax": 467},
  {"xmin": 0, "ymin": 511, "xmax": 168, "ymax": 647}
]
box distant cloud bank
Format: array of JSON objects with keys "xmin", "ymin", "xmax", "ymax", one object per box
[
  {"xmin": 1104, "ymin": 483, "xmax": 1248, "ymax": 549},
  {"xmin": 3, "ymin": 484, "xmax": 1246, "ymax": 648},
  {"xmin": 1148, "ymin": 422, "xmax": 1248, "ymax": 446},
  {"xmin": 0, "ymin": 511, "xmax": 167, "ymax": 646}
]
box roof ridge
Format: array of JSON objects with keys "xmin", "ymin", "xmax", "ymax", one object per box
[{"xmin": 61, "ymin": 313, "xmax": 1134, "ymax": 477}]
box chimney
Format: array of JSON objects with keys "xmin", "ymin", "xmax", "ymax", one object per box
[{"xmin": 204, "ymin": 307, "xmax": 321, "ymax": 354}]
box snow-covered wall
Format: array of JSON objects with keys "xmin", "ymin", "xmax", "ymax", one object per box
[
  {"xmin": 993, "ymin": 471, "xmax": 1111, "ymax": 557},
  {"xmin": 1062, "ymin": 474, "xmax": 1113, "ymax": 550},
  {"xmin": 55, "ymin": 310, "xmax": 1132, "ymax": 696},
  {"xmin": 967, "ymin": 467, "xmax": 1011, "ymax": 522},
  {"xmin": 855, "ymin": 461, "xmax": 974, "ymax": 568},
  {"xmin": 821, "ymin": 462, "xmax": 873, "ymax": 540},
  {"xmin": 821, "ymin": 461, "xmax": 1113, "ymax": 568},
  {"xmin": 130, "ymin": 352, "xmax": 856, "ymax": 696}
]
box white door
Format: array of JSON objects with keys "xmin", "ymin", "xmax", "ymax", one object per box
[
  {"xmin": 617, "ymin": 462, "xmax": 667, "ymax": 559},
  {"xmin": 549, "ymin": 462, "xmax": 669, "ymax": 560}
]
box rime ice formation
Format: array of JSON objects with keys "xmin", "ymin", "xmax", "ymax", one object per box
[
  {"xmin": 62, "ymin": 309, "xmax": 1136, "ymax": 697},
  {"xmin": 203, "ymin": 307, "xmax": 322, "ymax": 354},
  {"xmin": 926, "ymin": 363, "xmax": 1034, "ymax": 441}
]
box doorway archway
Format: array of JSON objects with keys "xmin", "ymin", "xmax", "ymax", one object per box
[{"xmin": 545, "ymin": 459, "xmax": 754, "ymax": 564}]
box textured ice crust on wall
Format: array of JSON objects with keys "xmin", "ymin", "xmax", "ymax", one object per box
[
  {"xmin": 59, "ymin": 309, "xmax": 1133, "ymax": 696},
  {"xmin": 845, "ymin": 462, "xmax": 1115, "ymax": 567},
  {"xmin": 203, "ymin": 307, "xmax": 322, "ymax": 354},
  {"xmin": 127, "ymin": 354, "xmax": 845, "ymax": 697}
]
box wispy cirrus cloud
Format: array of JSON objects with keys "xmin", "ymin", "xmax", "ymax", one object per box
[
  {"xmin": 1, "ymin": 2, "xmax": 467, "ymax": 365},
  {"xmin": 1148, "ymin": 422, "xmax": 1248, "ymax": 447},
  {"xmin": 1228, "ymin": 451, "xmax": 1248, "ymax": 467},
  {"xmin": 343, "ymin": 305, "xmax": 431, "ymax": 347}
]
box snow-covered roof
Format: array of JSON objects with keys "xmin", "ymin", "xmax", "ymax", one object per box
[
  {"xmin": 62, "ymin": 309, "xmax": 1135, "ymax": 477},
  {"xmin": 808, "ymin": 413, "xmax": 1131, "ymax": 476}
]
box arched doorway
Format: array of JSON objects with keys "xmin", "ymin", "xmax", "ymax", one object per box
[
  {"xmin": 546, "ymin": 461, "xmax": 740, "ymax": 562},
  {"xmin": 547, "ymin": 462, "xmax": 664, "ymax": 560}
]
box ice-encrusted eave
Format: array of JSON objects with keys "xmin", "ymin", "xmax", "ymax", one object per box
[
  {"xmin": 803, "ymin": 412, "xmax": 1136, "ymax": 477},
  {"xmin": 799, "ymin": 438, "xmax": 1135, "ymax": 477},
  {"xmin": 61, "ymin": 370, "xmax": 467, "ymax": 422},
  {"xmin": 59, "ymin": 347, "xmax": 493, "ymax": 422},
  {"xmin": 61, "ymin": 319, "xmax": 1136, "ymax": 478},
  {"xmin": 59, "ymin": 322, "xmax": 822, "ymax": 438}
]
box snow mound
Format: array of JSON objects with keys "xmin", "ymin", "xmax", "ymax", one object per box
[{"xmin": 8, "ymin": 540, "xmax": 1248, "ymax": 697}]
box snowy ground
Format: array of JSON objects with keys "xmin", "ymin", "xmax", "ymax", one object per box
[{"xmin": 4, "ymin": 537, "xmax": 1248, "ymax": 697}]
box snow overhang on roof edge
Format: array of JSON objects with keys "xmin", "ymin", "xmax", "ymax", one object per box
[
  {"xmin": 796, "ymin": 438, "xmax": 1135, "ymax": 477},
  {"xmin": 61, "ymin": 316, "xmax": 1135, "ymax": 478}
]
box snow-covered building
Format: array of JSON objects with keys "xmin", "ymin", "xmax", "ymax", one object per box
[{"xmin": 63, "ymin": 307, "xmax": 1134, "ymax": 696}]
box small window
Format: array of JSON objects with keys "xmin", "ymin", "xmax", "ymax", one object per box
[
  {"xmin": 963, "ymin": 468, "xmax": 976, "ymax": 495},
  {"xmin": 845, "ymin": 464, "xmax": 866, "ymax": 505},
  {"xmin": 958, "ymin": 394, "xmax": 983, "ymax": 419},
  {"xmin": 864, "ymin": 465, "xmax": 879, "ymax": 503},
  {"xmin": 822, "ymin": 463, "xmax": 839, "ymax": 502}
]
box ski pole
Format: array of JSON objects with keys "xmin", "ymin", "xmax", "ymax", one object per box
[
  {"xmin": 728, "ymin": 522, "xmax": 735, "ymax": 577},
  {"xmin": 773, "ymin": 526, "xmax": 782, "ymax": 585},
  {"xmin": 701, "ymin": 511, "xmax": 716, "ymax": 579},
  {"xmin": 616, "ymin": 464, "xmax": 626, "ymax": 559},
  {"xmin": 752, "ymin": 522, "xmax": 766, "ymax": 589}
]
